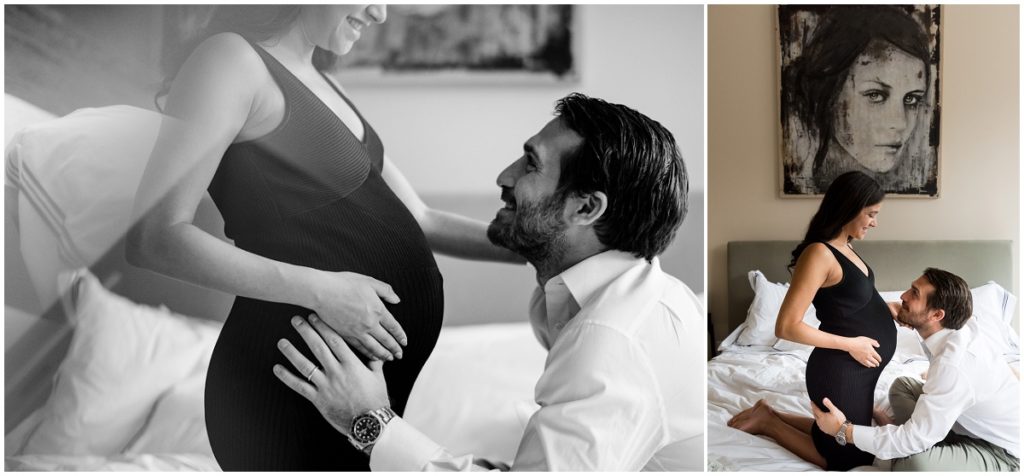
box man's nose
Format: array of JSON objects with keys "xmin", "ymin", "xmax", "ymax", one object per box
[{"xmin": 496, "ymin": 158, "xmax": 520, "ymax": 188}]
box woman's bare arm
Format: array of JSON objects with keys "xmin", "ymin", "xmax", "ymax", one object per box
[
  {"xmin": 775, "ymin": 243, "xmax": 882, "ymax": 367},
  {"xmin": 381, "ymin": 154, "xmax": 525, "ymax": 263}
]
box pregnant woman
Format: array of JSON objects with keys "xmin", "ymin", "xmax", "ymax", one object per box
[
  {"xmin": 729, "ymin": 171, "xmax": 898, "ymax": 471},
  {"xmin": 127, "ymin": 5, "xmax": 518, "ymax": 470}
]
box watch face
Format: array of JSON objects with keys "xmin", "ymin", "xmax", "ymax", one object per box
[{"xmin": 352, "ymin": 414, "xmax": 382, "ymax": 444}]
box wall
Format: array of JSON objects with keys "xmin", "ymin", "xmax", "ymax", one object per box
[
  {"xmin": 346, "ymin": 4, "xmax": 705, "ymax": 197},
  {"xmin": 708, "ymin": 5, "xmax": 1020, "ymax": 342},
  {"xmin": 334, "ymin": 4, "xmax": 706, "ymax": 323}
]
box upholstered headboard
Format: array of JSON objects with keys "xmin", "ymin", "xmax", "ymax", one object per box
[{"xmin": 726, "ymin": 240, "xmax": 1015, "ymax": 335}]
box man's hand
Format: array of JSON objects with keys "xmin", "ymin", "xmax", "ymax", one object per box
[
  {"xmin": 273, "ymin": 314, "xmax": 391, "ymax": 438},
  {"xmin": 810, "ymin": 397, "xmax": 847, "ymax": 437}
]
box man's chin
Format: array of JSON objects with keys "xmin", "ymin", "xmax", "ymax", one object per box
[{"xmin": 486, "ymin": 221, "xmax": 513, "ymax": 249}]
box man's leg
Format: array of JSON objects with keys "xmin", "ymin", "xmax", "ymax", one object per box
[
  {"xmin": 891, "ymin": 433, "xmax": 1020, "ymax": 472},
  {"xmin": 888, "ymin": 376, "xmax": 923, "ymax": 425}
]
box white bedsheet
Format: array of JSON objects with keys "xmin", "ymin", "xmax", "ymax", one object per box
[
  {"xmin": 707, "ymin": 345, "xmax": 930, "ymax": 472},
  {"xmin": 5, "ymin": 321, "xmax": 545, "ymax": 471}
]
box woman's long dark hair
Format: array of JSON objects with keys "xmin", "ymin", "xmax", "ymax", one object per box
[
  {"xmin": 156, "ymin": 5, "xmax": 338, "ymax": 109},
  {"xmin": 789, "ymin": 171, "xmax": 885, "ymax": 270},
  {"xmin": 781, "ymin": 6, "xmax": 932, "ymax": 176}
]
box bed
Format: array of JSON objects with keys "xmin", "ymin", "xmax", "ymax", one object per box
[
  {"xmin": 707, "ymin": 240, "xmax": 1020, "ymax": 472},
  {"xmin": 4, "ymin": 270, "xmax": 552, "ymax": 470}
]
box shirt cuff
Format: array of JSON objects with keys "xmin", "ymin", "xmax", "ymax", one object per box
[
  {"xmin": 851, "ymin": 424, "xmax": 879, "ymax": 455},
  {"xmin": 368, "ymin": 416, "xmax": 445, "ymax": 471}
]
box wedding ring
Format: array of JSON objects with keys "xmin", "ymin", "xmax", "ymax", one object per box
[{"xmin": 305, "ymin": 366, "xmax": 318, "ymax": 382}]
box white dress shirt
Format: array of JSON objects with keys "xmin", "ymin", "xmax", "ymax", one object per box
[
  {"xmin": 853, "ymin": 317, "xmax": 1020, "ymax": 459},
  {"xmin": 370, "ymin": 250, "xmax": 705, "ymax": 471}
]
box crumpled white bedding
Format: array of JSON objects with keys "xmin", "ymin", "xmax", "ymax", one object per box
[
  {"xmin": 707, "ymin": 344, "xmax": 930, "ymax": 472},
  {"xmin": 5, "ymin": 321, "xmax": 546, "ymax": 471}
]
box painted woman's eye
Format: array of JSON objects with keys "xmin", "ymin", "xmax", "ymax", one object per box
[
  {"xmin": 903, "ymin": 94, "xmax": 923, "ymax": 107},
  {"xmin": 864, "ymin": 91, "xmax": 887, "ymax": 103}
]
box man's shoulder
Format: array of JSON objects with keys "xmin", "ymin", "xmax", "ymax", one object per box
[{"xmin": 574, "ymin": 265, "xmax": 701, "ymax": 339}]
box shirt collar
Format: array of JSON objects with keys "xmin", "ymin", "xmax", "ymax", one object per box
[
  {"xmin": 548, "ymin": 249, "xmax": 648, "ymax": 310},
  {"xmin": 922, "ymin": 327, "xmax": 956, "ymax": 359}
]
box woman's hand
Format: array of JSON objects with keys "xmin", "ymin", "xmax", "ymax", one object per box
[
  {"xmin": 844, "ymin": 336, "xmax": 882, "ymax": 367},
  {"xmin": 309, "ymin": 271, "xmax": 407, "ymax": 361}
]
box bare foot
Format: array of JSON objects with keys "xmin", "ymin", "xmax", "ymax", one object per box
[
  {"xmin": 728, "ymin": 399, "xmax": 769, "ymax": 426},
  {"xmin": 728, "ymin": 399, "xmax": 775, "ymax": 435}
]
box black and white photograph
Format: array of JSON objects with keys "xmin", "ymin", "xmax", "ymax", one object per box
[
  {"xmin": 778, "ymin": 5, "xmax": 941, "ymax": 197},
  {"xmin": 4, "ymin": 4, "xmax": 705, "ymax": 471}
]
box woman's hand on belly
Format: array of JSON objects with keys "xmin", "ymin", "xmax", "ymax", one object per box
[
  {"xmin": 307, "ymin": 270, "xmax": 408, "ymax": 361},
  {"xmin": 842, "ymin": 336, "xmax": 882, "ymax": 368}
]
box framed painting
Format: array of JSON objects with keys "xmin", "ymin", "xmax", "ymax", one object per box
[
  {"xmin": 777, "ymin": 5, "xmax": 941, "ymax": 197},
  {"xmin": 335, "ymin": 5, "xmax": 577, "ymax": 85}
]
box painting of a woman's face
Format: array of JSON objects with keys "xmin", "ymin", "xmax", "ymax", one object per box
[{"xmin": 832, "ymin": 40, "xmax": 927, "ymax": 173}]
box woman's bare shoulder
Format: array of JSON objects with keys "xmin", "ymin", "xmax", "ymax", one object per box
[
  {"xmin": 796, "ymin": 242, "xmax": 837, "ymax": 270},
  {"xmin": 185, "ymin": 32, "xmax": 265, "ymax": 75}
]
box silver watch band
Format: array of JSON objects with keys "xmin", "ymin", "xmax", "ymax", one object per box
[{"xmin": 350, "ymin": 407, "xmax": 397, "ymax": 454}]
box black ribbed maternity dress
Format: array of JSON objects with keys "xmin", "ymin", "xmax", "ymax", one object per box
[
  {"xmin": 203, "ymin": 44, "xmax": 444, "ymax": 471},
  {"xmin": 805, "ymin": 243, "xmax": 896, "ymax": 471}
]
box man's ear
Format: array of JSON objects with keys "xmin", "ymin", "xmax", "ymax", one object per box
[
  {"xmin": 568, "ymin": 191, "xmax": 608, "ymax": 226},
  {"xmin": 929, "ymin": 308, "xmax": 945, "ymax": 325}
]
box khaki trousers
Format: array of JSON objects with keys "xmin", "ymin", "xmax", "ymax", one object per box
[{"xmin": 887, "ymin": 376, "xmax": 1019, "ymax": 472}]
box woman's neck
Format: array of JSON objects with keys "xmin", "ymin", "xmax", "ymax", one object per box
[{"xmin": 260, "ymin": 23, "xmax": 316, "ymax": 68}]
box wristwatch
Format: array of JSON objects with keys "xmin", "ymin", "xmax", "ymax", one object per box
[
  {"xmin": 349, "ymin": 407, "xmax": 397, "ymax": 454},
  {"xmin": 835, "ymin": 420, "xmax": 852, "ymax": 446}
]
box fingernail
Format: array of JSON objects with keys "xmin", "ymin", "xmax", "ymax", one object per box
[
  {"xmin": 291, "ymin": 316, "xmax": 302, "ymax": 326},
  {"xmin": 386, "ymin": 354, "xmax": 394, "ymax": 361},
  {"xmin": 396, "ymin": 352, "xmax": 403, "ymax": 359},
  {"xmin": 278, "ymin": 339, "xmax": 288, "ymax": 349},
  {"xmin": 273, "ymin": 365, "xmax": 281, "ymax": 374},
  {"xmin": 400, "ymin": 338, "xmax": 408, "ymax": 346},
  {"xmin": 309, "ymin": 314, "xmax": 319, "ymax": 323}
]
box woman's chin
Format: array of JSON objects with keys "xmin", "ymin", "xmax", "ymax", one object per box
[{"xmin": 857, "ymin": 154, "xmax": 899, "ymax": 174}]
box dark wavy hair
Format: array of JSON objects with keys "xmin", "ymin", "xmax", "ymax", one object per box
[
  {"xmin": 553, "ymin": 93, "xmax": 688, "ymax": 261},
  {"xmin": 156, "ymin": 5, "xmax": 338, "ymax": 109},
  {"xmin": 789, "ymin": 171, "xmax": 884, "ymax": 270},
  {"xmin": 921, "ymin": 268, "xmax": 973, "ymax": 330},
  {"xmin": 781, "ymin": 5, "xmax": 932, "ymax": 176}
]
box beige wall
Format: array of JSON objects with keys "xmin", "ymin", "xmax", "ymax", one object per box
[{"xmin": 708, "ymin": 5, "xmax": 1020, "ymax": 342}]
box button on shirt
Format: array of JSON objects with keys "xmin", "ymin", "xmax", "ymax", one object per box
[
  {"xmin": 369, "ymin": 250, "xmax": 705, "ymax": 471},
  {"xmin": 853, "ymin": 318, "xmax": 1020, "ymax": 459}
]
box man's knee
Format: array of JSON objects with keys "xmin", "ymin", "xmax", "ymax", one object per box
[
  {"xmin": 889, "ymin": 376, "xmax": 922, "ymax": 401},
  {"xmin": 892, "ymin": 452, "xmax": 940, "ymax": 472}
]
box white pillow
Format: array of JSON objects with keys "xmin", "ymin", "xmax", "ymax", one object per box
[
  {"xmin": 735, "ymin": 270, "xmax": 817, "ymax": 348},
  {"xmin": 967, "ymin": 282, "xmax": 1019, "ymax": 357},
  {"xmin": 6, "ymin": 105, "xmax": 164, "ymax": 308},
  {"xmin": 20, "ymin": 270, "xmax": 220, "ymax": 456},
  {"xmin": 880, "ymin": 283, "xmax": 1019, "ymax": 360},
  {"xmin": 122, "ymin": 368, "xmax": 213, "ymax": 456}
]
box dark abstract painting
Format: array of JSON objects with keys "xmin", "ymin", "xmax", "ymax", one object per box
[
  {"xmin": 337, "ymin": 5, "xmax": 575, "ymax": 83},
  {"xmin": 778, "ymin": 5, "xmax": 941, "ymax": 196}
]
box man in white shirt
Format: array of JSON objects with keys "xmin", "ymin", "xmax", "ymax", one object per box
[
  {"xmin": 812, "ymin": 268, "xmax": 1020, "ymax": 471},
  {"xmin": 272, "ymin": 93, "xmax": 704, "ymax": 471}
]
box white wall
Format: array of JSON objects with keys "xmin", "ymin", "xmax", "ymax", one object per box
[
  {"xmin": 342, "ymin": 5, "xmax": 706, "ymax": 323},
  {"xmin": 346, "ymin": 4, "xmax": 705, "ymax": 196},
  {"xmin": 707, "ymin": 5, "xmax": 1020, "ymax": 341}
]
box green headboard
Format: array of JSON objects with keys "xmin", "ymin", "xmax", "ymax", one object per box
[{"xmin": 726, "ymin": 240, "xmax": 1015, "ymax": 335}]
